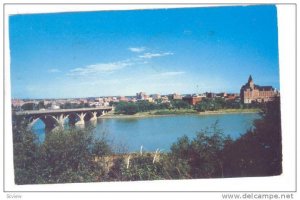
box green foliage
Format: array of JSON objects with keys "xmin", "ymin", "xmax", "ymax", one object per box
[
  {"xmin": 37, "ymin": 101, "xmax": 45, "ymax": 110},
  {"xmin": 223, "ymin": 97, "xmax": 282, "ymax": 177},
  {"xmin": 194, "ymin": 97, "xmax": 260, "ymax": 112},
  {"xmin": 118, "ymin": 155, "xmax": 164, "ymax": 181},
  {"xmin": 170, "ymin": 100, "xmax": 190, "ymax": 109},
  {"xmin": 60, "ymin": 102, "xmax": 91, "ymax": 109},
  {"xmin": 242, "ymin": 101, "xmax": 262, "ymax": 109},
  {"xmin": 13, "ymin": 127, "xmax": 111, "ymax": 184},
  {"xmin": 60, "ymin": 102, "xmax": 72, "ymax": 109},
  {"xmin": 38, "ymin": 128, "xmax": 94, "ymax": 182},
  {"xmin": 13, "ymin": 125, "xmax": 40, "ymax": 184},
  {"xmin": 115, "ymin": 100, "xmax": 167, "ymax": 115},
  {"xmin": 170, "ymin": 97, "xmax": 282, "ymax": 178},
  {"xmin": 92, "ymin": 140, "xmax": 112, "ymax": 157},
  {"xmin": 170, "ymin": 122, "xmax": 230, "ymax": 178},
  {"xmin": 21, "ymin": 103, "xmax": 36, "ymax": 110},
  {"xmin": 115, "ymin": 102, "xmax": 139, "ymax": 115},
  {"xmin": 153, "ymin": 109, "xmax": 197, "ymax": 115},
  {"xmin": 115, "ymin": 100, "xmax": 192, "ymax": 115},
  {"xmin": 194, "ymin": 98, "xmax": 226, "ymax": 112},
  {"xmin": 108, "ymin": 153, "xmax": 190, "ymax": 181},
  {"xmin": 224, "ymin": 99, "xmax": 241, "ymax": 109},
  {"xmin": 136, "ymin": 101, "xmax": 155, "ymax": 112}
]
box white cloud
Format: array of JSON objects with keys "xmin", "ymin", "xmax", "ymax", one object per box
[
  {"xmin": 67, "ymin": 60, "xmax": 132, "ymax": 76},
  {"xmin": 66, "ymin": 49, "xmax": 175, "ymax": 77},
  {"xmin": 128, "ymin": 47, "xmax": 146, "ymax": 53},
  {"xmin": 48, "ymin": 68, "xmax": 61, "ymax": 73},
  {"xmin": 150, "ymin": 71, "xmax": 186, "ymax": 78},
  {"xmin": 139, "ymin": 52, "xmax": 174, "ymax": 59}
]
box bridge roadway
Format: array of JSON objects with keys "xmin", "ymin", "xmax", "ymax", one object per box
[
  {"xmin": 14, "ymin": 106, "xmax": 113, "ymax": 130},
  {"xmin": 14, "ymin": 107, "xmax": 113, "ymax": 116}
]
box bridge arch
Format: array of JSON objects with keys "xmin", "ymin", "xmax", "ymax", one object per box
[
  {"xmin": 68, "ymin": 112, "xmax": 81, "ymax": 125},
  {"xmin": 39, "ymin": 115, "xmax": 60, "ymax": 130},
  {"xmin": 14, "ymin": 106, "xmax": 113, "ymax": 130},
  {"xmin": 84, "ymin": 111, "xmax": 99, "ymax": 121},
  {"xmin": 26, "ymin": 116, "xmax": 41, "ymax": 129}
]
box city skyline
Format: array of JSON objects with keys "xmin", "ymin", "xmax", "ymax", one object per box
[{"xmin": 9, "ymin": 5, "xmax": 280, "ymax": 99}]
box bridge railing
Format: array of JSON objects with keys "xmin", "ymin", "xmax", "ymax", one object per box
[{"xmin": 14, "ymin": 106, "xmax": 113, "ymax": 116}]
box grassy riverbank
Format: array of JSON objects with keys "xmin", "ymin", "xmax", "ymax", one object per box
[{"xmin": 100, "ymin": 108, "xmax": 260, "ymax": 119}]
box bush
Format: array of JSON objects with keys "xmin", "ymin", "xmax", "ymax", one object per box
[
  {"xmin": 194, "ymin": 98, "xmax": 226, "ymax": 112},
  {"xmin": 223, "ymin": 97, "xmax": 282, "ymax": 177},
  {"xmin": 170, "ymin": 123, "xmax": 231, "ymax": 178},
  {"xmin": 115, "ymin": 102, "xmax": 139, "ymax": 115},
  {"xmin": 13, "ymin": 125, "xmax": 40, "ymax": 184},
  {"xmin": 13, "ymin": 126, "xmax": 111, "ymax": 184}
]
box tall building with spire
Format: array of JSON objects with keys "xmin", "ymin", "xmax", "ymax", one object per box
[{"xmin": 240, "ymin": 75, "xmax": 278, "ymax": 104}]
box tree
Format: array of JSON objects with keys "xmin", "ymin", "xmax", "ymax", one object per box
[
  {"xmin": 223, "ymin": 97, "xmax": 282, "ymax": 177},
  {"xmin": 115, "ymin": 102, "xmax": 139, "ymax": 115},
  {"xmin": 170, "ymin": 122, "xmax": 229, "ymax": 178},
  {"xmin": 171, "ymin": 100, "xmax": 190, "ymax": 109},
  {"xmin": 109, "ymin": 154, "xmax": 166, "ymax": 181},
  {"xmin": 61, "ymin": 102, "xmax": 72, "ymax": 109},
  {"xmin": 225, "ymin": 99, "xmax": 241, "ymax": 109},
  {"xmin": 37, "ymin": 127, "xmax": 112, "ymax": 183},
  {"xmin": 37, "ymin": 101, "xmax": 45, "ymax": 110},
  {"xmin": 13, "ymin": 124, "xmax": 40, "ymax": 184},
  {"xmin": 92, "ymin": 139, "xmax": 112, "ymax": 157},
  {"xmin": 194, "ymin": 98, "xmax": 212, "ymax": 111},
  {"xmin": 13, "ymin": 125, "xmax": 111, "ymax": 184},
  {"xmin": 21, "ymin": 103, "xmax": 36, "ymax": 110}
]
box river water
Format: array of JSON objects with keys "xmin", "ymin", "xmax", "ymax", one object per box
[{"xmin": 33, "ymin": 113, "xmax": 260, "ymax": 152}]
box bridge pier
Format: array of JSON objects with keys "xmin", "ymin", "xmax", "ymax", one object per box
[
  {"xmin": 90, "ymin": 112, "xmax": 98, "ymax": 121},
  {"xmin": 54, "ymin": 114, "xmax": 69, "ymax": 127},
  {"xmin": 75, "ymin": 113, "xmax": 86, "ymax": 125}
]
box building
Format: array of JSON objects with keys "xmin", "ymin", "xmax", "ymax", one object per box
[
  {"xmin": 225, "ymin": 93, "xmax": 239, "ymax": 101},
  {"xmin": 11, "ymin": 99, "xmax": 25, "ymax": 108},
  {"xmin": 216, "ymin": 92, "xmax": 227, "ymax": 98},
  {"xmin": 161, "ymin": 96, "xmax": 170, "ymax": 103},
  {"xmin": 182, "ymin": 95, "xmax": 202, "ymax": 105},
  {"xmin": 129, "ymin": 97, "xmax": 137, "ymax": 103},
  {"xmin": 169, "ymin": 93, "xmax": 182, "ymax": 100},
  {"xmin": 95, "ymin": 98, "xmax": 104, "ymax": 103},
  {"xmin": 119, "ymin": 96, "xmax": 129, "ymax": 102},
  {"xmin": 240, "ymin": 75, "xmax": 278, "ymax": 104},
  {"xmin": 136, "ymin": 92, "xmax": 148, "ymax": 100},
  {"xmin": 151, "ymin": 94, "xmax": 161, "ymax": 100},
  {"xmin": 205, "ymin": 92, "xmax": 216, "ymax": 98}
]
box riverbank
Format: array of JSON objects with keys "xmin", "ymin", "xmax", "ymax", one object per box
[{"xmin": 99, "ymin": 108, "xmax": 260, "ymax": 119}]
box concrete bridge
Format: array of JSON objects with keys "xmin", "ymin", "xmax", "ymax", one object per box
[{"xmin": 14, "ymin": 106, "xmax": 113, "ymax": 130}]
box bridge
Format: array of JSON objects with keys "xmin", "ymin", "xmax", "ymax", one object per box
[{"xmin": 13, "ymin": 106, "xmax": 113, "ymax": 130}]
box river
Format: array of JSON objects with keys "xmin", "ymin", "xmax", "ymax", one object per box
[{"xmin": 33, "ymin": 112, "xmax": 260, "ymax": 152}]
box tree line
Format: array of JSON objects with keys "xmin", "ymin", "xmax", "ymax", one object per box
[
  {"xmin": 13, "ymin": 98, "xmax": 281, "ymax": 184},
  {"xmin": 115, "ymin": 98, "xmax": 260, "ymax": 115}
]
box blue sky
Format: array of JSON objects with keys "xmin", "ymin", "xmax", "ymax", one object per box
[{"xmin": 9, "ymin": 5, "xmax": 279, "ymax": 99}]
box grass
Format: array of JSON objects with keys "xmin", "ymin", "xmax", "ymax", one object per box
[
  {"xmin": 102, "ymin": 108, "xmax": 261, "ymax": 119},
  {"xmin": 150, "ymin": 108, "xmax": 260, "ymax": 115},
  {"xmin": 151, "ymin": 109, "xmax": 198, "ymax": 115},
  {"xmin": 199, "ymin": 108, "xmax": 261, "ymax": 114}
]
